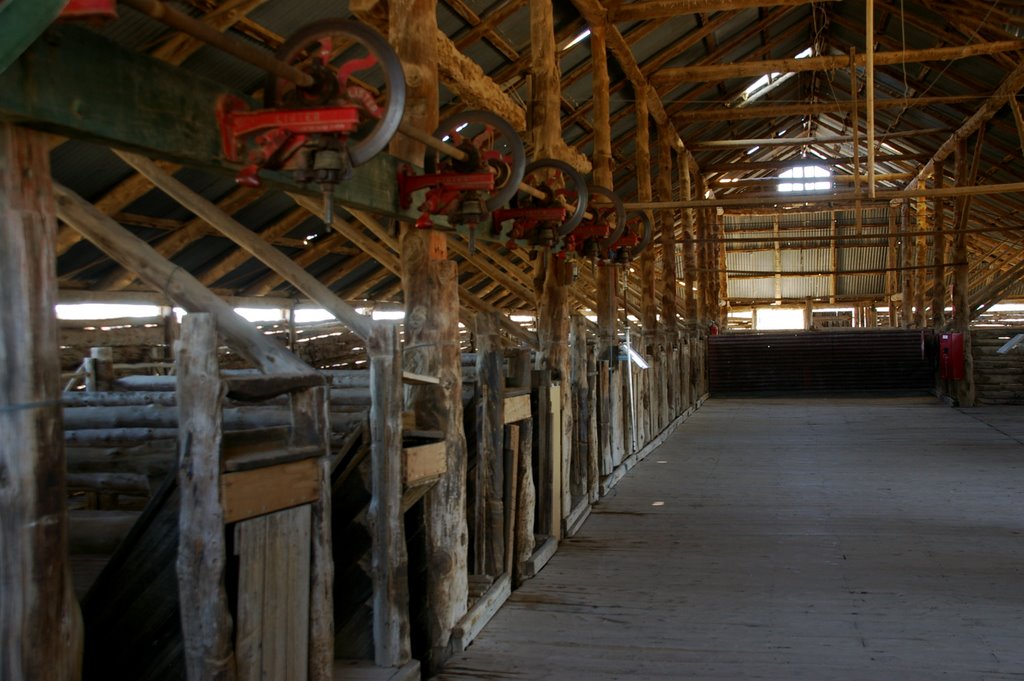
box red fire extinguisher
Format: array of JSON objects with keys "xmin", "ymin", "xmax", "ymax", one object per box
[{"xmin": 709, "ymin": 321, "xmax": 719, "ymax": 336}]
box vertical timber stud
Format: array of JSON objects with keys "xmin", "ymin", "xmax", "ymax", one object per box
[
  {"xmin": 292, "ymin": 383, "xmax": 333, "ymax": 681},
  {"xmin": 390, "ymin": 0, "xmax": 469, "ymax": 670},
  {"xmin": 679, "ymin": 150, "xmax": 697, "ymax": 326},
  {"xmin": 932, "ymin": 161, "xmax": 946, "ymax": 329},
  {"xmin": 0, "ymin": 124, "xmax": 83, "ymax": 681},
  {"xmin": 659, "ymin": 131, "xmax": 678, "ymax": 338},
  {"xmin": 716, "ymin": 206, "xmax": 728, "ymax": 326},
  {"xmin": 637, "ymin": 95, "xmax": 657, "ymax": 344},
  {"xmin": 176, "ymin": 313, "xmax": 236, "ymax": 681},
  {"xmin": 953, "ymin": 138, "xmax": 976, "ymax": 407},
  {"xmin": 900, "ymin": 199, "xmax": 913, "ymax": 327},
  {"xmin": 886, "ymin": 201, "xmax": 900, "ymax": 325},
  {"xmin": 914, "ymin": 196, "xmax": 928, "ymax": 327},
  {"xmin": 530, "ymin": 0, "xmax": 572, "ymax": 535},
  {"xmin": 635, "ymin": 94, "xmax": 657, "ymax": 441},
  {"xmin": 591, "ymin": 22, "xmax": 624, "ymax": 471},
  {"xmin": 474, "ymin": 313, "xmax": 505, "ymax": 577},
  {"xmin": 368, "ymin": 324, "xmax": 411, "ymax": 666}
]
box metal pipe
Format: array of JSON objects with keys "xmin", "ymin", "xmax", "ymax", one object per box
[
  {"xmin": 851, "ymin": 46, "xmax": 863, "ymax": 233},
  {"xmin": 866, "ymin": 0, "xmax": 876, "ymax": 198},
  {"xmin": 120, "ymin": 0, "xmax": 314, "ymax": 88},
  {"xmin": 623, "ymin": 180, "xmax": 1024, "ymax": 210}
]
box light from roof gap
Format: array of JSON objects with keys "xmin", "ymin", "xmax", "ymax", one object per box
[{"xmin": 562, "ymin": 28, "xmax": 591, "ymax": 51}]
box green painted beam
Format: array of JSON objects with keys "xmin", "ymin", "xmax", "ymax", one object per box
[
  {"xmin": 0, "ymin": 24, "xmax": 406, "ymax": 219},
  {"xmin": 0, "ymin": 0, "xmax": 67, "ymax": 74}
]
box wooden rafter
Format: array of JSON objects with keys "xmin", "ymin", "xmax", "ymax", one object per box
[{"xmin": 610, "ymin": 0, "xmax": 838, "ymax": 22}]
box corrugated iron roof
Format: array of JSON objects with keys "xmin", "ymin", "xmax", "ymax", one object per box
[{"xmin": 25, "ymin": 0, "xmax": 1024, "ymax": 314}]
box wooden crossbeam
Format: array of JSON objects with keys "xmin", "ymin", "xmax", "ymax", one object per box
[
  {"xmin": 674, "ymin": 95, "xmax": 981, "ymax": 122},
  {"xmin": 117, "ymin": 151, "xmax": 377, "ymax": 340},
  {"xmin": 704, "ymin": 153, "xmax": 926, "ymax": 172},
  {"xmin": 690, "ymin": 128, "xmax": 948, "ymax": 149},
  {"xmin": 906, "ymin": 60, "xmax": 1024, "ymax": 191},
  {"xmin": 652, "ymin": 40, "xmax": 1024, "ymax": 85},
  {"xmin": 625, "ymin": 180, "xmax": 1024, "ymax": 210}
]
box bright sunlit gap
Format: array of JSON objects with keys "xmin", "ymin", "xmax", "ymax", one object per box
[{"xmin": 755, "ymin": 307, "xmax": 805, "ymax": 331}]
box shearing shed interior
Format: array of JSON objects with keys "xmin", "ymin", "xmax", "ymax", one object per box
[{"xmin": 2, "ymin": 0, "xmax": 1024, "ymax": 679}]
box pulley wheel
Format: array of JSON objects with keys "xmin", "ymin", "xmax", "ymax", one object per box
[{"xmin": 266, "ymin": 19, "xmax": 406, "ymax": 167}]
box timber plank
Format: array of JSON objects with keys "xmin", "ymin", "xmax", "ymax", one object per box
[
  {"xmin": 502, "ymin": 394, "xmax": 531, "ymax": 424},
  {"xmin": 221, "ymin": 458, "xmax": 320, "ymax": 523},
  {"xmin": 236, "ymin": 505, "xmax": 312, "ymax": 681},
  {"xmin": 402, "ymin": 441, "xmax": 447, "ymax": 486}
]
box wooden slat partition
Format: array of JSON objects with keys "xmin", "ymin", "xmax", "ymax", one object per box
[{"xmin": 174, "ymin": 313, "xmax": 333, "ymax": 681}]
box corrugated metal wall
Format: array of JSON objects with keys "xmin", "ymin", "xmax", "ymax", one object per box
[
  {"xmin": 722, "ymin": 211, "xmax": 892, "ymax": 300},
  {"xmin": 708, "ymin": 330, "xmax": 934, "ymax": 395}
]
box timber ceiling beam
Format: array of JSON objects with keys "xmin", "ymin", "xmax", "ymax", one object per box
[
  {"xmin": 674, "ymin": 95, "xmax": 982, "ymax": 123},
  {"xmin": 703, "ymin": 153, "xmax": 927, "ymax": 173},
  {"xmin": 689, "ymin": 128, "xmax": 949, "ymax": 150},
  {"xmin": 651, "ymin": 41, "xmax": 1024, "ymax": 86},
  {"xmin": 609, "ymin": 0, "xmax": 838, "ymax": 22}
]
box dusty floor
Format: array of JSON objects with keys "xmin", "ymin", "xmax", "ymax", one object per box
[{"xmin": 433, "ymin": 397, "xmax": 1024, "ymax": 680}]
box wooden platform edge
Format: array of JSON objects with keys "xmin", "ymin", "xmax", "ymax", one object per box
[
  {"xmin": 451, "ymin": 574, "xmax": 512, "ymax": 652},
  {"xmin": 331, "ymin": 659, "xmax": 420, "ymax": 681},
  {"xmin": 523, "ymin": 536, "xmax": 558, "ymax": 578},
  {"xmin": 564, "ymin": 497, "xmax": 591, "ymax": 537}
]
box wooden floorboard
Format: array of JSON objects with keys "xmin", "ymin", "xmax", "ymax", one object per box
[{"xmin": 432, "ymin": 397, "xmax": 1024, "ymax": 680}]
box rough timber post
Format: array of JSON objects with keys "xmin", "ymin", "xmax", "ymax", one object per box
[
  {"xmin": 679, "ymin": 151, "xmax": 697, "ymax": 327},
  {"xmin": 953, "ymin": 137, "xmax": 977, "ymax": 407},
  {"xmin": 390, "ymin": 0, "xmax": 468, "ymax": 667},
  {"xmin": 175, "ymin": 313, "xmax": 236, "ymax": 681},
  {"xmin": 659, "ymin": 134, "xmax": 679, "ymax": 337},
  {"xmin": 474, "ymin": 313, "xmax": 505, "ymax": 576},
  {"xmin": 693, "ymin": 173, "xmax": 710, "ymax": 324},
  {"xmin": 530, "ymin": 0, "xmax": 572, "ymax": 534},
  {"xmin": 591, "ymin": 23, "xmax": 625, "ymax": 471},
  {"xmin": 0, "ymin": 124, "xmax": 83, "ymax": 681},
  {"xmin": 635, "ymin": 95, "xmax": 658, "ymax": 437},
  {"xmin": 900, "ymin": 199, "xmax": 914, "ymax": 327},
  {"xmin": 886, "ymin": 201, "xmax": 900, "ymax": 325},
  {"xmin": 368, "ymin": 324, "xmax": 411, "ymax": 666},
  {"xmin": 914, "ymin": 196, "xmax": 928, "ymax": 327},
  {"xmin": 931, "ymin": 161, "xmax": 946, "ymax": 329}
]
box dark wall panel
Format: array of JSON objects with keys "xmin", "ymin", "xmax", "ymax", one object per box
[{"xmin": 709, "ymin": 330, "xmax": 933, "ymax": 395}]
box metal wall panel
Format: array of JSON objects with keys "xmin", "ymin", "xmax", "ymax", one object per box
[{"xmin": 708, "ymin": 330, "xmax": 933, "ymax": 394}]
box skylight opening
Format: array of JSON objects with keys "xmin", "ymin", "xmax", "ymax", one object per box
[
  {"xmin": 778, "ymin": 165, "xmax": 831, "ymax": 193},
  {"xmin": 737, "ymin": 47, "xmax": 814, "ymax": 105}
]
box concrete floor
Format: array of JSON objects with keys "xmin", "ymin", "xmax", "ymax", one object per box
[{"xmin": 433, "ymin": 397, "xmax": 1024, "ymax": 680}]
